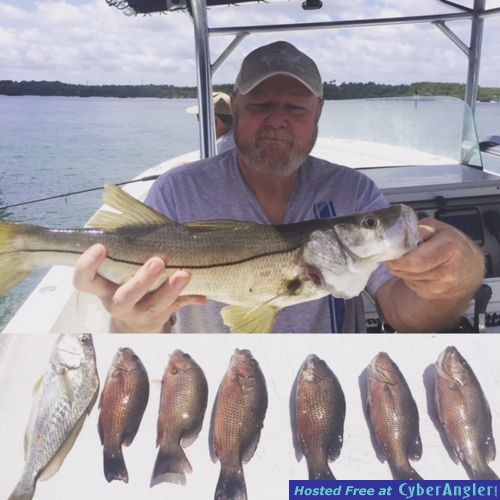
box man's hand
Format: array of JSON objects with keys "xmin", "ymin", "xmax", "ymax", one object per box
[
  {"xmin": 73, "ymin": 244, "xmax": 207, "ymax": 333},
  {"xmin": 378, "ymin": 218, "xmax": 485, "ymax": 332}
]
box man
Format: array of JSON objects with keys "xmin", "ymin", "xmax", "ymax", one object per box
[
  {"xmin": 186, "ymin": 91, "xmax": 235, "ymax": 153},
  {"xmin": 74, "ymin": 41, "xmax": 485, "ymax": 333}
]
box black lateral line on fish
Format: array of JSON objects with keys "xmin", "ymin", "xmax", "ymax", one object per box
[{"xmin": 15, "ymin": 244, "xmax": 304, "ymax": 270}]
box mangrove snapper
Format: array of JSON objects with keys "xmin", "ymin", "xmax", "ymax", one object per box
[
  {"xmin": 151, "ymin": 350, "xmax": 208, "ymax": 487},
  {"xmin": 366, "ymin": 352, "xmax": 423, "ymax": 480},
  {"xmin": 435, "ymin": 346, "xmax": 498, "ymax": 480},
  {"xmin": 0, "ymin": 184, "xmax": 421, "ymax": 332},
  {"xmin": 291, "ymin": 354, "xmax": 346, "ymax": 480},
  {"xmin": 98, "ymin": 347, "xmax": 149, "ymax": 483},
  {"xmin": 209, "ymin": 349, "xmax": 268, "ymax": 500}
]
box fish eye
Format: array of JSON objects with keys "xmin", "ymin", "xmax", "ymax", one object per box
[{"xmin": 362, "ymin": 216, "xmax": 379, "ymax": 229}]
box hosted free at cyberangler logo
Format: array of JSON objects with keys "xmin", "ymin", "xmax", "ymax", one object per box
[{"xmin": 289, "ymin": 480, "xmax": 499, "ymax": 500}]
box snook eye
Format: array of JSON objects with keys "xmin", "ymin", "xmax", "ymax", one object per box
[{"xmin": 362, "ymin": 216, "xmax": 379, "ymax": 229}]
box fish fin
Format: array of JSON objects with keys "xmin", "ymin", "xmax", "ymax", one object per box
[
  {"xmin": 289, "ymin": 371, "xmax": 303, "ymax": 462},
  {"xmin": 215, "ymin": 465, "xmax": 246, "ymax": 500},
  {"xmin": 221, "ymin": 305, "xmax": 279, "ymax": 333},
  {"xmin": 57, "ymin": 369, "xmax": 75, "ymax": 404},
  {"xmin": 97, "ymin": 415, "xmax": 104, "ymax": 445},
  {"xmin": 470, "ymin": 464, "xmax": 500, "ymax": 480},
  {"xmin": 180, "ymin": 422, "xmax": 203, "ymax": 448},
  {"xmin": 103, "ymin": 448, "xmax": 129, "ymax": 483},
  {"xmin": 24, "ymin": 374, "xmax": 47, "ymax": 457},
  {"xmin": 0, "ymin": 222, "xmax": 33, "ymax": 294},
  {"xmin": 39, "ymin": 410, "xmax": 88, "ymax": 481},
  {"xmin": 482, "ymin": 433, "xmax": 496, "ymax": 463},
  {"xmin": 87, "ymin": 184, "xmax": 172, "ymax": 230},
  {"xmin": 407, "ymin": 433, "xmax": 423, "ymax": 461},
  {"xmin": 389, "ymin": 461, "xmax": 423, "ymax": 480},
  {"xmin": 209, "ymin": 386, "xmax": 222, "ymax": 463},
  {"xmin": 150, "ymin": 443, "xmax": 191, "ymax": 487},
  {"xmin": 307, "ymin": 460, "xmax": 335, "ymax": 480},
  {"xmin": 241, "ymin": 428, "xmax": 263, "ymax": 464}
]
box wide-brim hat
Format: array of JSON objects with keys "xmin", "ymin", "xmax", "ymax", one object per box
[
  {"xmin": 234, "ymin": 41, "xmax": 323, "ymax": 98},
  {"xmin": 186, "ymin": 91, "xmax": 232, "ymax": 116}
]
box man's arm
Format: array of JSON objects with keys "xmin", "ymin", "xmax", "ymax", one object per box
[{"xmin": 376, "ymin": 218, "xmax": 485, "ymax": 332}]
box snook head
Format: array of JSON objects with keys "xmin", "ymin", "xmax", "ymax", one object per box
[{"xmin": 302, "ymin": 204, "xmax": 421, "ymax": 299}]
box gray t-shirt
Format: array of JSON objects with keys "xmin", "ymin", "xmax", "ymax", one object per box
[{"xmin": 146, "ymin": 149, "xmax": 393, "ymax": 333}]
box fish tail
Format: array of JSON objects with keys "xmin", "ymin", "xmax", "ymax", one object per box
[
  {"xmin": 389, "ymin": 461, "xmax": 423, "ymax": 480},
  {"xmin": 0, "ymin": 222, "xmax": 33, "ymax": 294},
  {"xmin": 103, "ymin": 448, "xmax": 129, "ymax": 483},
  {"xmin": 215, "ymin": 465, "xmax": 247, "ymax": 500},
  {"xmin": 307, "ymin": 460, "xmax": 335, "ymax": 480},
  {"xmin": 150, "ymin": 443, "xmax": 192, "ymax": 487}
]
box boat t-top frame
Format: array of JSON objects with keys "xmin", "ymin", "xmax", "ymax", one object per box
[{"xmin": 107, "ymin": 0, "xmax": 500, "ymax": 158}]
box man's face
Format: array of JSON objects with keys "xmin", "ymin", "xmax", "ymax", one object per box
[{"xmin": 232, "ymin": 75, "xmax": 323, "ymax": 178}]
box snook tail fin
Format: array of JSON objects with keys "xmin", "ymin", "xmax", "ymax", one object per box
[
  {"xmin": 214, "ymin": 465, "xmax": 247, "ymax": 500},
  {"xmin": 0, "ymin": 222, "xmax": 35, "ymax": 294}
]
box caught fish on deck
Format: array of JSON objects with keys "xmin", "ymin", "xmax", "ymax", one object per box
[
  {"xmin": 365, "ymin": 352, "xmax": 423, "ymax": 480},
  {"xmin": 291, "ymin": 354, "xmax": 346, "ymax": 480},
  {"xmin": 209, "ymin": 349, "xmax": 268, "ymax": 500},
  {"xmin": 434, "ymin": 346, "xmax": 498, "ymax": 480},
  {"xmin": 97, "ymin": 347, "xmax": 149, "ymax": 483},
  {"xmin": 9, "ymin": 334, "xmax": 99, "ymax": 500},
  {"xmin": 151, "ymin": 350, "xmax": 208, "ymax": 487},
  {"xmin": 0, "ymin": 184, "xmax": 421, "ymax": 332}
]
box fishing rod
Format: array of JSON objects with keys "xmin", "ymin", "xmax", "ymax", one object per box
[{"xmin": 0, "ymin": 175, "xmax": 160, "ymax": 211}]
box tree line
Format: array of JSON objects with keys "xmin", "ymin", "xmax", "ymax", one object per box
[{"xmin": 0, "ymin": 80, "xmax": 498, "ymax": 101}]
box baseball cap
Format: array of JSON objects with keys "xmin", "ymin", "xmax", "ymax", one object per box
[
  {"xmin": 234, "ymin": 41, "xmax": 323, "ymax": 98},
  {"xmin": 186, "ymin": 91, "xmax": 232, "ymax": 116}
]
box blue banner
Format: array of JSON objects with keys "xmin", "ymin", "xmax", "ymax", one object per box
[{"xmin": 289, "ymin": 480, "xmax": 499, "ymax": 500}]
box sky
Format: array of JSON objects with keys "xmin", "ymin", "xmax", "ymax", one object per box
[{"xmin": 0, "ymin": 0, "xmax": 499, "ymax": 87}]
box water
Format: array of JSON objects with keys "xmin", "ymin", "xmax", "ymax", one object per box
[{"xmin": 0, "ymin": 96, "xmax": 499, "ymax": 329}]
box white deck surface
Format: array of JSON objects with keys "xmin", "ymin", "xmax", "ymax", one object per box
[{"xmin": 0, "ymin": 334, "xmax": 499, "ymax": 499}]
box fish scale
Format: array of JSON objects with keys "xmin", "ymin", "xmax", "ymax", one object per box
[
  {"xmin": 210, "ymin": 349, "xmax": 268, "ymax": 500},
  {"xmin": 366, "ymin": 352, "xmax": 423, "ymax": 480},
  {"xmin": 9, "ymin": 334, "xmax": 99, "ymax": 500},
  {"xmin": 435, "ymin": 346, "xmax": 498, "ymax": 480},
  {"xmin": 292, "ymin": 354, "xmax": 345, "ymax": 480},
  {"xmin": 151, "ymin": 350, "xmax": 208, "ymax": 487},
  {"xmin": 98, "ymin": 347, "xmax": 149, "ymax": 483}
]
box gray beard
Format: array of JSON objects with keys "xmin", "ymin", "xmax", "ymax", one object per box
[{"xmin": 235, "ymin": 123, "xmax": 318, "ymax": 178}]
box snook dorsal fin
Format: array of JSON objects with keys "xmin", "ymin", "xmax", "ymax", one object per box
[{"xmin": 87, "ymin": 184, "xmax": 173, "ymax": 230}]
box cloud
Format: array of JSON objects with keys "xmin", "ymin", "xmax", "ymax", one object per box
[{"xmin": 0, "ymin": 0, "xmax": 498, "ymax": 86}]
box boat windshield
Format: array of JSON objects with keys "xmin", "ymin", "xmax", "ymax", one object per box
[{"xmin": 316, "ymin": 96, "xmax": 482, "ymax": 169}]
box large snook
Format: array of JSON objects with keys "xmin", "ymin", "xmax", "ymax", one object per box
[
  {"xmin": 9, "ymin": 334, "xmax": 99, "ymax": 500},
  {"xmin": 435, "ymin": 346, "xmax": 498, "ymax": 480},
  {"xmin": 151, "ymin": 350, "xmax": 208, "ymax": 487},
  {"xmin": 366, "ymin": 352, "xmax": 423, "ymax": 480},
  {"xmin": 291, "ymin": 354, "xmax": 345, "ymax": 480},
  {"xmin": 97, "ymin": 347, "xmax": 149, "ymax": 483},
  {"xmin": 0, "ymin": 184, "xmax": 421, "ymax": 332},
  {"xmin": 209, "ymin": 349, "xmax": 268, "ymax": 500}
]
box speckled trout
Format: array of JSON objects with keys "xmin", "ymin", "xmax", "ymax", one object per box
[
  {"xmin": 0, "ymin": 184, "xmax": 421, "ymax": 333},
  {"xmin": 9, "ymin": 334, "xmax": 100, "ymax": 500}
]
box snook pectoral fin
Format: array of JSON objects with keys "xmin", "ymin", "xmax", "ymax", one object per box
[{"xmin": 221, "ymin": 305, "xmax": 279, "ymax": 333}]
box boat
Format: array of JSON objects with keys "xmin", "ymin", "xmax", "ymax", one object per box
[{"xmin": 3, "ymin": 0, "xmax": 500, "ymax": 333}]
